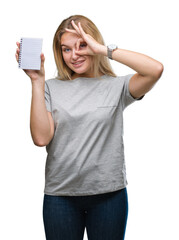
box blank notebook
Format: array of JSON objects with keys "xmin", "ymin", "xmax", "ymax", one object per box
[{"xmin": 18, "ymin": 38, "xmax": 43, "ymax": 70}]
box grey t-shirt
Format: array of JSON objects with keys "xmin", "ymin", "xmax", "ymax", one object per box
[{"xmin": 44, "ymin": 74, "xmax": 143, "ymax": 196}]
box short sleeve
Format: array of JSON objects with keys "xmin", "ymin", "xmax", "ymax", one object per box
[
  {"xmin": 45, "ymin": 82, "xmax": 52, "ymax": 112},
  {"xmin": 121, "ymin": 74, "xmax": 144, "ymax": 110}
]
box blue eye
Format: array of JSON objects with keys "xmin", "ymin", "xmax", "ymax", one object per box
[
  {"xmin": 62, "ymin": 47, "xmax": 70, "ymax": 52},
  {"xmin": 64, "ymin": 48, "xmax": 70, "ymax": 52}
]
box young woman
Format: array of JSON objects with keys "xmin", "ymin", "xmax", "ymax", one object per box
[{"xmin": 16, "ymin": 15, "xmax": 163, "ymax": 240}]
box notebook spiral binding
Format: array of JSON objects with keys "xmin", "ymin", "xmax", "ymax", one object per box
[{"xmin": 18, "ymin": 38, "xmax": 23, "ymax": 68}]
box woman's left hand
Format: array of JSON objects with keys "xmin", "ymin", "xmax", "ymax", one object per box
[{"xmin": 65, "ymin": 20, "xmax": 103, "ymax": 56}]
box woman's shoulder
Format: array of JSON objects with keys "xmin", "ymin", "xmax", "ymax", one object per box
[
  {"xmin": 45, "ymin": 77, "xmax": 66, "ymax": 87},
  {"xmin": 105, "ymin": 73, "xmax": 134, "ymax": 83},
  {"xmin": 105, "ymin": 73, "xmax": 134, "ymax": 80}
]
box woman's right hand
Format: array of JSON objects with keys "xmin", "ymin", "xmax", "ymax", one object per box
[{"xmin": 15, "ymin": 41, "xmax": 45, "ymax": 83}]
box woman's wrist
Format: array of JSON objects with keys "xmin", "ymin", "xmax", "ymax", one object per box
[
  {"xmin": 97, "ymin": 45, "xmax": 108, "ymax": 57},
  {"xmin": 31, "ymin": 77, "xmax": 45, "ymax": 88}
]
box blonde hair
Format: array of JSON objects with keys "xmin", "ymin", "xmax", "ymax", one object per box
[{"xmin": 53, "ymin": 15, "xmax": 117, "ymax": 80}]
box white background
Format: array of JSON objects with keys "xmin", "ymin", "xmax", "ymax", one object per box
[{"xmin": 0, "ymin": 0, "xmax": 178, "ymax": 239}]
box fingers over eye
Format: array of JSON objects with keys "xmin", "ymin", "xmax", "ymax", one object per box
[
  {"xmin": 76, "ymin": 38, "xmax": 84, "ymax": 50},
  {"xmin": 71, "ymin": 20, "xmax": 81, "ymax": 34},
  {"xmin": 78, "ymin": 22, "xmax": 86, "ymax": 36},
  {"xmin": 65, "ymin": 28, "xmax": 76, "ymax": 33},
  {"xmin": 65, "ymin": 28, "xmax": 81, "ymax": 36}
]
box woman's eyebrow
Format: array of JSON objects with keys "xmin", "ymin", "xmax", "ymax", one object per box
[
  {"xmin": 61, "ymin": 44, "xmax": 69, "ymax": 47},
  {"xmin": 61, "ymin": 42, "xmax": 80, "ymax": 48}
]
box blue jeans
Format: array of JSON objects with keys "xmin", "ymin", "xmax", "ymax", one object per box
[{"xmin": 43, "ymin": 188, "xmax": 128, "ymax": 240}]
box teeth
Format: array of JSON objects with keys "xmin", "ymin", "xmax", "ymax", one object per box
[{"xmin": 73, "ymin": 61, "xmax": 84, "ymax": 65}]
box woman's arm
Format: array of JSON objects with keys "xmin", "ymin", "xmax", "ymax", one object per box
[
  {"xmin": 65, "ymin": 21, "xmax": 164, "ymax": 98},
  {"xmin": 16, "ymin": 42, "xmax": 54, "ymax": 147},
  {"xmin": 98, "ymin": 46, "xmax": 164, "ymax": 99},
  {"xmin": 66, "ymin": 21, "xmax": 163, "ymax": 98},
  {"xmin": 30, "ymin": 81, "xmax": 54, "ymax": 146}
]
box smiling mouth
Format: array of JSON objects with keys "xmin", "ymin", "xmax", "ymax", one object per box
[{"xmin": 72, "ymin": 60, "xmax": 85, "ymax": 67}]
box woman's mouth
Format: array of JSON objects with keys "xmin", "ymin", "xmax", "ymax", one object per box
[{"xmin": 72, "ymin": 60, "xmax": 85, "ymax": 68}]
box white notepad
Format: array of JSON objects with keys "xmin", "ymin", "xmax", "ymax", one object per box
[{"xmin": 18, "ymin": 38, "xmax": 43, "ymax": 70}]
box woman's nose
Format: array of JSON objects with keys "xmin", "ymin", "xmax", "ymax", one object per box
[{"xmin": 71, "ymin": 48, "xmax": 80, "ymax": 60}]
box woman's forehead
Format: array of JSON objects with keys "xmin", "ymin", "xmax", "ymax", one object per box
[{"xmin": 61, "ymin": 32, "xmax": 80, "ymax": 46}]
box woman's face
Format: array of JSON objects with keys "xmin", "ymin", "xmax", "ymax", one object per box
[{"xmin": 61, "ymin": 32, "xmax": 94, "ymax": 79}]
